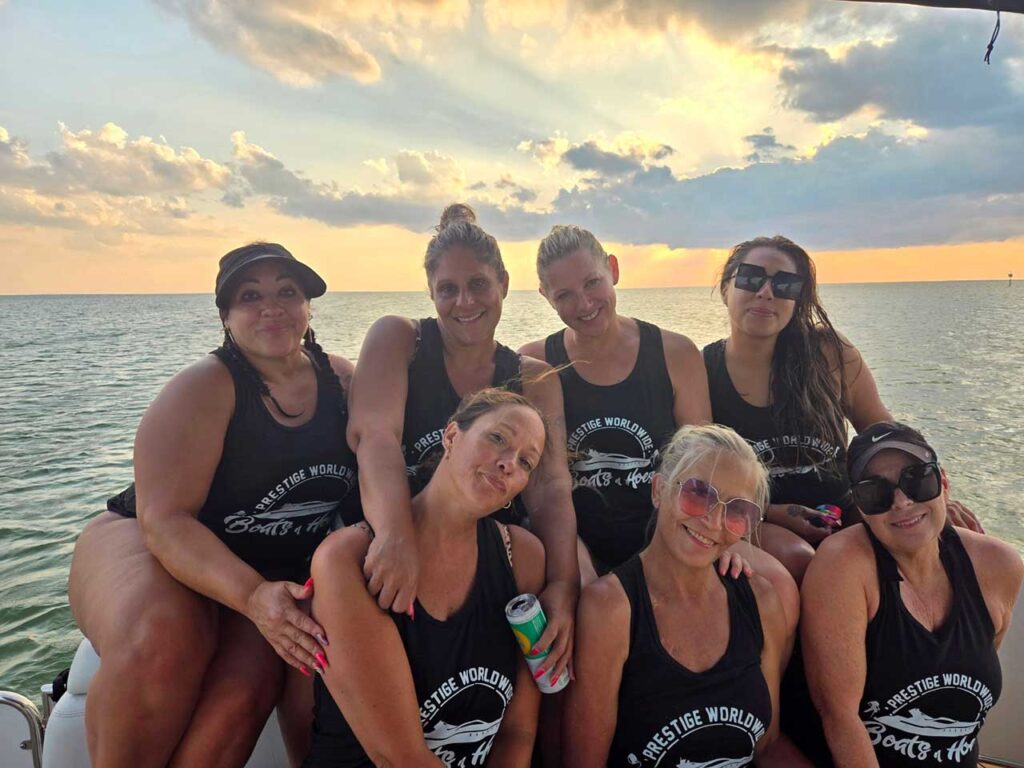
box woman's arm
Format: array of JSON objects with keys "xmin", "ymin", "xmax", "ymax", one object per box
[
  {"xmin": 135, "ymin": 357, "xmax": 326, "ymax": 672},
  {"xmin": 520, "ymin": 356, "xmax": 580, "ymax": 679},
  {"xmin": 802, "ymin": 532, "xmax": 880, "ymax": 768},
  {"xmin": 958, "ymin": 530, "xmax": 1024, "ymax": 649},
  {"xmin": 489, "ymin": 526, "xmax": 546, "ymax": 768},
  {"xmin": 347, "ymin": 315, "xmax": 421, "ymax": 614},
  {"xmin": 310, "ymin": 528, "xmax": 444, "ymax": 768},
  {"xmin": 661, "ymin": 329, "xmax": 712, "ymax": 426},
  {"xmin": 835, "ymin": 336, "xmax": 892, "ymax": 431},
  {"xmin": 750, "ymin": 575, "xmax": 811, "ymax": 767},
  {"xmin": 564, "ymin": 575, "xmax": 631, "ymax": 768}
]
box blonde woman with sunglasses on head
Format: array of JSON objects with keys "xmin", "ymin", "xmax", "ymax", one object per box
[{"xmin": 565, "ymin": 424, "xmax": 806, "ymax": 767}]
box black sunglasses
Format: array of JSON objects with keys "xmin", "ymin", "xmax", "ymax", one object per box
[
  {"xmin": 851, "ymin": 461, "xmax": 942, "ymax": 515},
  {"xmin": 733, "ymin": 263, "xmax": 805, "ymax": 300}
]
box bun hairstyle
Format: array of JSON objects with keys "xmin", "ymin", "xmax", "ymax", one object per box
[
  {"xmin": 424, "ymin": 203, "xmax": 507, "ymax": 284},
  {"xmin": 536, "ymin": 224, "xmax": 609, "ymax": 284},
  {"xmin": 718, "ymin": 235, "xmax": 848, "ymax": 463}
]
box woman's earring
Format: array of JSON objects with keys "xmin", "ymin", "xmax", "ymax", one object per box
[{"xmin": 503, "ymin": 499, "xmax": 513, "ymax": 510}]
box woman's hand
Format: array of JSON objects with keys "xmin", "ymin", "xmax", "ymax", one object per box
[
  {"xmin": 246, "ymin": 579, "xmax": 329, "ymax": 674},
  {"xmin": 718, "ymin": 550, "xmax": 755, "ymax": 579},
  {"xmin": 531, "ymin": 579, "xmax": 578, "ymax": 685},
  {"xmin": 363, "ymin": 528, "xmax": 419, "ymax": 615},
  {"xmin": 946, "ymin": 498, "xmax": 984, "ymax": 534},
  {"xmin": 772, "ymin": 504, "xmax": 840, "ymax": 545}
]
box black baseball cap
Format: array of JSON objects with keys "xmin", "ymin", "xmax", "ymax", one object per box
[
  {"xmin": 847, "ymin": 421, "xmax": 938, "ymax": 483},
  {"xmin": 214, "ymin": 243, "xmax": 326, "ymax": 309}
]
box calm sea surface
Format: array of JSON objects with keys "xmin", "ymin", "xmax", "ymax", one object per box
[{"xmin": 1, "ymin": 282, "xmax": 1021, "ymax": 695}]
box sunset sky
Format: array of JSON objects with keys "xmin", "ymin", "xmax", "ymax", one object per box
[{"xmin": 1, "ymin": 1, "xmax": 1022, "ymax": 294}]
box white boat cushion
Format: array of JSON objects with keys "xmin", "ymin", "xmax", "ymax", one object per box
[{"xmin": 66, "ymin": 640, "xmax": 100, "ymax": 696}]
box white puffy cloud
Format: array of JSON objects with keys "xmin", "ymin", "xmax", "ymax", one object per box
[
  {"xmin": 0, "ymin": 123, "xmax": 230, "ymax": 238},
  {"xmin": 154, "ymin": 0, "xmax": 471, "ymax": 86}
]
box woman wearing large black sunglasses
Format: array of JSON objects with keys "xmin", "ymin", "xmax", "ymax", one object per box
[
  {"xmin": 802, "ymin": 422, "xmax": 1022, "ymax": 768},
  {"xmin": 703, "ymin": 235, "xmax": 895, "ymax": 585}
]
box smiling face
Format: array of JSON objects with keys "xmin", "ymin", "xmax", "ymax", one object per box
[
  {"xmin": 540, "ymin": 248, "xmax": 619, "ymax": 337},
  {"xmin": 860, "ymin": 449, "xmax": 948, "ymax": 554},
  {"xmin": 651, "ymin": 450, "xmax": 761, "ymax": 568},
  {"xmin": 723, "ymin": 246, "xmax": 800, "ymax": 339},
  {"xmin": 430, "ymin": 245, "xmax": 508, "ymax": 346},
  {"xmin": 442, "ymin": 404, "xmax": 546, "ymax": 515},
  {"xmin": 222, "ymin": 260, "xmax": 310, "ymax": 360}
]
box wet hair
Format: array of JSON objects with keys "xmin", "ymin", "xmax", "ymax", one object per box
[
  {"xmin": 536, "ymin": 224, "xmax": 610, "ymax": 285},
  {"xmin": 718, "ymin": 235, "xmax": 848, "ymax": 459},
  {"xmin": 653, "ymin": 424, "xmax": 770, "ymax": 536},
  {"xmin": 424, "ymin": 203, "xmax": 506, "ymax": 286}
]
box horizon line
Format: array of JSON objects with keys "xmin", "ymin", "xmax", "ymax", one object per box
[{"xmin": 0, "ymin": 275, "xmax": 1015, "ymax": 299}]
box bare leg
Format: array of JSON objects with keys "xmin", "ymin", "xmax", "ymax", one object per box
[
  {"xmin": 169, "ymin": 608, "xmax": 284, "ymax": 768},
  {"xmin": 577, "ymin": 538, "xmax": 599, "ymax": 588},
  {"xmin": 68, "ymin": 512, "xmax": 218, "ymax": 768},
  {"xmin": 753, "ymin": 522, "xmax": 815, "ymax": 586},
  {"xmin": 277, "ymin": 664, "xmax": 315, "ymax": 767}
]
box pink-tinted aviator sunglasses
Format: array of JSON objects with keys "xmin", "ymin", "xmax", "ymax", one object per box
[{"xmin": 677, "ymin": 478, "xmax": 762, "ymax": 537}]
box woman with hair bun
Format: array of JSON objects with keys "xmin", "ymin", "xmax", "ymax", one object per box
[
  {"xmin": 345, "ymin": 204, "xmax": 579, "ymax": 682},
  {"xmin": 68, "ymin": 243, "xmax": 358, "ymax": 767}
]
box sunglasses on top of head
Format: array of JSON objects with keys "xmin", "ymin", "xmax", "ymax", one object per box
[
  {"xmin": 676, "ymin": 478, "xmax": 762, "ymax": 538},
  {"xmin": 733, "ymin": 263, "xmax": 805, "ymax": 301},
  {"xmin": 851, "ymin": 461, "xmax": 942, "ymax": 516}
]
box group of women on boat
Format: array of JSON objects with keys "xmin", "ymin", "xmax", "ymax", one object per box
[{"xmin": 66, "ymin": 204, "xmax": 1022, "ymax": 768}]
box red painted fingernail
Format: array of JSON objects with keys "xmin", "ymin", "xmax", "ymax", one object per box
[
  {"xmin": 529, "ymin": 648, "xmax": 540, "ymax": 656},
  {"xmin": 304, "ymin": 577, "xmax": 314, "ymax": 589},
  {"xmin": 551, "ymin": 674, "xmax": 560, "ymax": 685},
  {"xmin": 533, "ymin": 667, "xmax": 545, "ymax": 680},
  {"xmin": 315, "ymin": 652, "xmax": 328, "ymax": 668},
  {"xmin": 300, "ymin": 666, "xmax": 311, "ymax": 677},
  {"xmin": 408, "ymin": 604, "xmax": 415, "ymax": 620}
]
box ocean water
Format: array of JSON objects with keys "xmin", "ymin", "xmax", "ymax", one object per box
[{"xmin": 0, "ymin": 282, "xmax": 1021, "ymax": 696}]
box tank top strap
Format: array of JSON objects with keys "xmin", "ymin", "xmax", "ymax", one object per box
[
  {"xmin": 493, "ymin": 341, "xmax": 523, "ymax": 394},
  {"xmin": 720, "ymin": 571, "xmax": 765, "ymax": 654},
  {"xmin": 634, "ymin": 319, "xmax": 673, "ymax": 397},
  {"xmin": 411, "ymin": 317, "xmax": 443, "ymax": 370},
  {"xmin": 544, "ymin": 329, "xmax": 570, "ymax": 367},
  {"xmin": 210, "ymin": 346, "xmax": 261, "ymax": 412},
  {"xmin": 937, "ymin": 525, "xmax": 996, "ymax": 637},
  {"xmin": 477, "ymin": 518, "xmax": 519, "ymax": 603},
  {"xmin": 611, "ymin": 555, "xmax": 648, "ymax": 653},
  {"xmin": 862, "ymin": 521, "xmax": 904, "ymax": 584}
]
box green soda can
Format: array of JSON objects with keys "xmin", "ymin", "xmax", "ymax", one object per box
[{"xmin": 505, "ymin": 593, "xmax": 568, "ymax": 694}]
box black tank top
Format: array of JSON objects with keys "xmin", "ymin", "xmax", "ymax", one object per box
[
  {"xmin": 402, "ymin": 317, "xmax": 524, "ymax": 524},
  {"xmin": 546, "ymin": 320, "xmax": 676, "ymax": 568},
  {"xmin": 107, "ymin": 349, "xmax": 357, "ymax": 582},
  {"xmin": 608, "ymin": 556, "xmax": 772, "ymax": 767},
  {"xmin": 305, "ymin": 519, "xmax": 521, "ymax": 768},
  {"xmin": 859, "ymin": 525, "xmax": 1001, "ymax": 767},
  {"xmin": 703, "ymin": 339, "xmax": 851, "ymax": 515}
]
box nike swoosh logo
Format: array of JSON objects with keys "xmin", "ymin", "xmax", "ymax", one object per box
[{"xmin": 871, "ymin": 432, "xmax": 894, "ymax": 443}]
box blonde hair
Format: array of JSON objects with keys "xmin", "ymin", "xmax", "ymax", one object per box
[
  {"xmin": 656, "ymin": 424, "xmax": 769, "ymax": 518},
  {"xmin": 536, "ymin": 224, "xmax": 609, "ymax": 285}
]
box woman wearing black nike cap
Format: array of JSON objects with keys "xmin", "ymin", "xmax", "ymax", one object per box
[{"xmin": 802, "ymin": 422, "xmax": 1023, "ymax": 767}]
